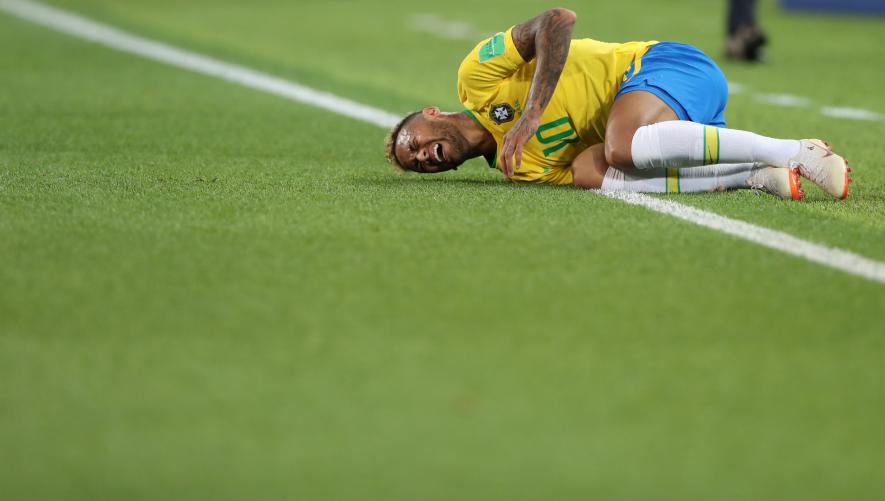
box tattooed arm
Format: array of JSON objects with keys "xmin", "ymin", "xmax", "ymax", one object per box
[{"xmin": 499, "ymin": 8, "xmax": 576, "ymax": 177}]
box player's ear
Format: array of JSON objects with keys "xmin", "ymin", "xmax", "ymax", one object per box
[{"xmin": 422, "ymin": 106, "xmax": 441, "ymax": 119}]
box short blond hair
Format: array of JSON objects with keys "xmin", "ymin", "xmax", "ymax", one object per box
[{"xmin": 384, "ymin": 111, "xmax": 422, "ymax": 171}]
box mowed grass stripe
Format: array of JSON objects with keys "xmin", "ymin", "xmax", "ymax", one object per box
[{"xmin": 2, "ymin": 0, "xmax": 883, "ymax": 285}]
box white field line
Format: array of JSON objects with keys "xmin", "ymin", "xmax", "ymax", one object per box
[
  {"xmin": 409, "ymin": 13, "xmax": 490, "ymax": 41},
  {"xmin": 726, "ymin": 81, "xmax": 747, "ymax": 95},
  {"xmin": 0, "ymin": 0, "xmax": 401, "ymax": 129},
  {"xmin": 821, "ymin": 106, "xmax": 885, "ymax": 122},
  {"xmin": 601, "ymin": 191, "xmax": 885, "ymax": 284},
  {"xmin": 752, "ymin": 93, "xmax": 812, "ymax": 108},
  {"xmin": 2, "ymin": 0, "xmax": 884, "ymax": 285},
  {"xmin": 734, "ymin": 84, "xmax": 884, "ymax": 122}
]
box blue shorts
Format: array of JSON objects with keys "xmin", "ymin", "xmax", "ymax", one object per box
[{"xmin": 615, "ymin": 42, "xmax": 729, "ymax": 127}]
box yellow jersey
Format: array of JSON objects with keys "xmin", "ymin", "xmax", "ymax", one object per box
[{"xmin": 458, "ymin": 27, "xmax": 656, "ymax": 185}]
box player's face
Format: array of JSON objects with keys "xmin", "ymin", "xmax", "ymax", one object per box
[{"xmin": 394, "ymin": 108, "xmax": 469, "ymax": 173}]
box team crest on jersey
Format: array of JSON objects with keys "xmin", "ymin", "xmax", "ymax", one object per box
[{"xmin": 489, "ymin": 103, "xmax": 515, "ymax": 124}]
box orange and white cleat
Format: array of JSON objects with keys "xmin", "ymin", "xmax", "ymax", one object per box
[
  {"xmin": 747, "ymin": 166, "xmax": 805, "ymax": 201},
  {"xmin": 789, "ymin": 139, "xmax": 851, "ymax": 200}
]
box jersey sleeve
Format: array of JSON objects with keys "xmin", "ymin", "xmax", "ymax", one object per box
[{"xmin": 457, "ymin": 27, "xmax": 527, "ymax": 110}]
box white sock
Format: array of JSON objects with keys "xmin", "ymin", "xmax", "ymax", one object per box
[
  {"xmin": 630, "ymin": 121, "xmax": 800, "ymax": 170},
  {"xmin": 600, "ymin": 163, "xmax": 757, "ymax": 193}
]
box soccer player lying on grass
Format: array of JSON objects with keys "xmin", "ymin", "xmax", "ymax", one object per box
[{"xmin": 384, "ymin": 8, "xmax": 852, "ymax": 200}]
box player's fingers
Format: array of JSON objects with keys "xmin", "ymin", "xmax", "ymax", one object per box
[
  {"xmin": 501, "ymin": 142, "xmax": 513, "ymax": 177},
  {"xmin": 499, "ymin": 144, "xmax": 508, "ymax": 176},
  {"xmin": 514, "ymin": 143, "xmax": 523, "ymax": 171}
]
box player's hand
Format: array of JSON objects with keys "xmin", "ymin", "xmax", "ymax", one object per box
[{"xmin": 500, "ymin": 113, "xmax": 540, "ymax": 178}]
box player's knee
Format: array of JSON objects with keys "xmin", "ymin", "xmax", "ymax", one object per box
[{"xmin": 604, "ymin": 139, "xmax": 634, "ymax": 169}]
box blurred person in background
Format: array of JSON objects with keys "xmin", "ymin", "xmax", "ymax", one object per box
[{"xmin": 726, "ymin": 0, "xmax": 767, "ymax": 61}]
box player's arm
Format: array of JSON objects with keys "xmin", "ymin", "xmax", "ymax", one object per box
[{"xmin": 500, "ymin": 8, "xmax": 577, "ymax": 178}]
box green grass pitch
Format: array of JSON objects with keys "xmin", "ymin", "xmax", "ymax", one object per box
[{"xmin": 2, "ymin": 0, "xmax": 885, "ymax": 499}]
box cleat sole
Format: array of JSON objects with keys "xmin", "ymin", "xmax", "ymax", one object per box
[
  {"xmin": 788, "ymin": 168, "xmax": 804, "ymax": 201},
  {"xmin": 795, "ymin": 140, "xmax": 851, "ymax": 200}
]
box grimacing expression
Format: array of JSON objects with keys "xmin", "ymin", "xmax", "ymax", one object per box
[{"xmin": 394, "ymin": 112, "xmax": 469, "ymax": 173}]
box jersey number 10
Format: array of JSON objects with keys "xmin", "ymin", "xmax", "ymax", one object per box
[{"xmin": 535, "ymin": 116, "xmax": 580, "ymax": 157}]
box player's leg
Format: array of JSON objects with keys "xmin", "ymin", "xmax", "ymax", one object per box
[
  {"xmin": 726, "ymin": 0, "xmax": 767, "ymax": 61},
  {"xmin": 727, "ymin": 0, "xmax": 752, "ymax": 37},
  {"xmin": 571, "ymin": 142, "xmax": 610, "ymax": 188},
  {"xmin": 601, "ymin": 164, "xmax": 802, "ymax": 200},
  {"xmin": 622, "ymin": 115, "xmax": 850, "ymax": 199},
  {"xmin": 606, "ymin": 90, "xmax": 800, "ymax": 172},
  {"xmin": 604, "ymin": 41, "xmax": 850, "ymax": 199},
  {"xmin": 603, "ymin": 90, "xmax": 678, "ymax": 169},
  {"xmin": 572, "ymin": 143, "xmax": 804, "ymax": 199}
]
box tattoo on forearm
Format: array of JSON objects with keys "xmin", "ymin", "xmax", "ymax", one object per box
[
  {"xmin": 514, "ymin": 9, "xmax": 575, "ymax": 118},
  {"xmin": 511, "ymin": 19, "xmax": 537, "ymax": 62}
]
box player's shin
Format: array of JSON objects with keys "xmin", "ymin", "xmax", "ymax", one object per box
[
  {"xmin": 601, "ymin": 163, "xmax": 757, "ymax": 193},
  {"xmin": 630, "ymin": 121, "xmax": 800, "ymax": 170}
]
